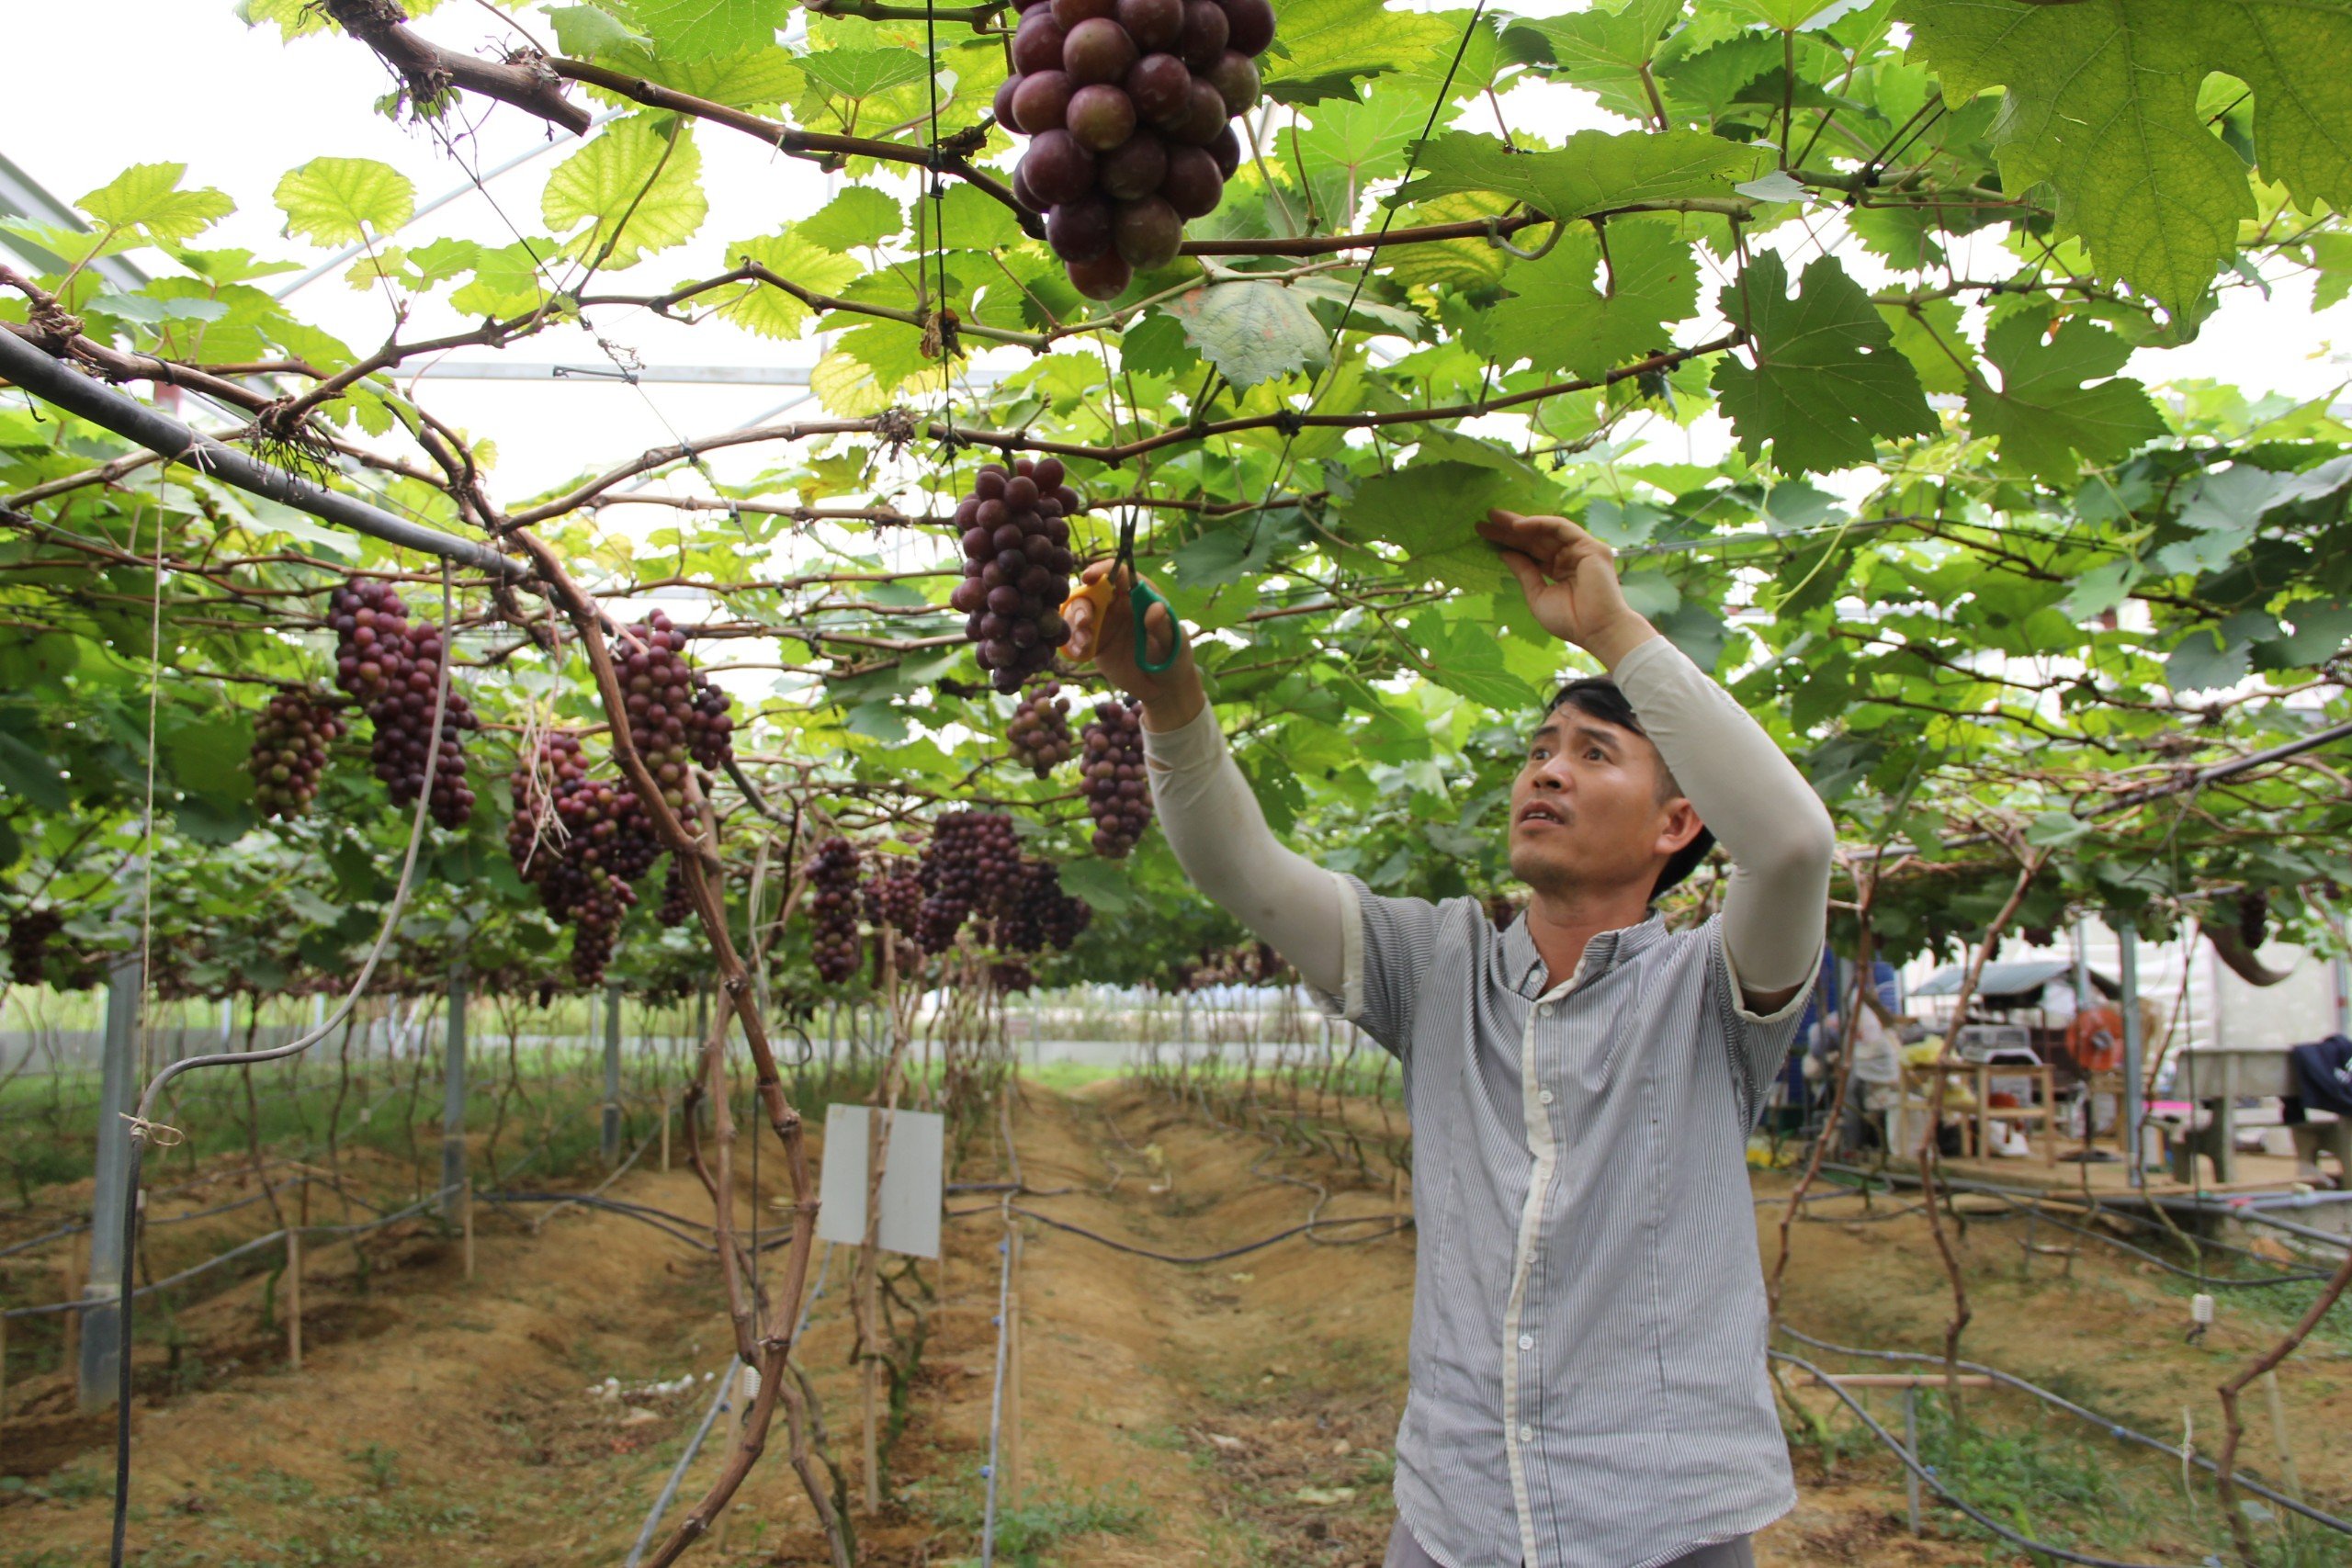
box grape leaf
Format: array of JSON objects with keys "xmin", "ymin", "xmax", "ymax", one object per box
[
  {"xmin": 542, "ymin": 118, "xmax": 707, "ymax": 269},
  {"xmin": 273, "ymin": 158, "xmax": 413, "ymax": 247},
  {"xmin": 798, "ymin": 186, "xmax": 906, "ymax": 252},
  {"xmin": 1901, "ymin": 0, "xmax": 2352, "ymax": 319},
  {"xmin": 1261, "ymin": 0, "xmax": 1463, "ymax": 105},
  {"xmin": 1341, "ymin": 461, "xmax": 1555, "ymax": 596},
  {"xmin": 1963, "ymin": 312, "xmax": 2166, "ymax": 483},
  {"xmin": 1469, "ymin": 217, "xmax": 1696, "ymax": 380},
  {"xmin": 1163, "ymin": 281, "xmax": 1329, "ymax": 389},
  {"xmin": 798, "ymin": 49, "xmax": 930, "ymax": 102},
  {"xmin": 1713, "ymin": 252, "xmax": 1937, "ymax": 473},
  {"xmin": 1501, "ymin": 0, "xmax": 1681, "ymax": 122},
  {"xmin": 77, "ymin": 164, "xmax": 234, "ymax": 246},
  {"xmin": 632, "ymin": 0, "xmax": 787, "ymax": 58},
  {"xmin": 717, "ymin": 231, "xmax": 863, "ymax": 339},
  {"xmin": 1395, "ymin": 129, "xmax": 1769, "ymax": 221},
  {"xmin": 1407, "ymin": 610, "xmax": 1540, "ymax": 711}
]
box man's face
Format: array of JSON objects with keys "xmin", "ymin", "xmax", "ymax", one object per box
[{"xmin": 1507, "ymin": 705, "xmax": 1692, "ymax": 898}]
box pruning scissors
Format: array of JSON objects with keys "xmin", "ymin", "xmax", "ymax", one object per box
[{"xmin": 1060, "ymin": 507, "xmax": 1184, "ymax": 674}]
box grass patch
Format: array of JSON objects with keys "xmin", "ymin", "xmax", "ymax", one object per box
[{"xmin": 910, "ymin": 1463, "xmax": 1151, "ymax": 1566}]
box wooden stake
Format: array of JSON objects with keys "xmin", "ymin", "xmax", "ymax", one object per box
[
  {"xmin": 1005, "ymin": 1229, "xmax": 1023, "ymax": 1501},
  {"xmin": 660, "ymin": 1091, "xmax": 672, "ymax": 1173},
  {"xmin": 862, "ymin": 1254, "xmax": 880, "ymax": 1515},
  {"xmin": 462, "ymin": 1179, "xmax": 476, "ymax": 1282},
  {"xmin": 285, "ymin": 1229, "xmax": 303, "ymax": 1371}
]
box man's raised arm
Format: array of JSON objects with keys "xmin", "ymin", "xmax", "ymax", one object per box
[
  {"xmin": 1068, "ymin": 563, "xmax": 1350, "ymax": 1001},
  {"xmin": 1478, "ymin": 510, "xmax": 1834, "ymax": 1013}
]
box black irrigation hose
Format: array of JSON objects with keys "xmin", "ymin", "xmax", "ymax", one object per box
[
  {"xmin": 1770, "ymin": 1348, "xmax": 2194, "ymax": 1568},
  {"xmin": 1969, "ymin": 1190, "xmax": 2337, "ymax": 1286},
  {"xmin": 947, "ymin": 1201, "xmax": 1410, "ymax": 1264},
  {"xmin": 1774, "ymin": 1325, "xmax": 2352, "ymax": 1536},
  {"xmin": 477, "ymin": 1190, "xmax": 716, "ymax": 1251}
]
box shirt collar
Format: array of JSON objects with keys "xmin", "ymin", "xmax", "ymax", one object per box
[{"xmin": 1504, "ymin": 908, "xmax": 1671, "ymax": 998}]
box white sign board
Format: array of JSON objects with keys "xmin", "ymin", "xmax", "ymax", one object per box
[{"xmin": 815, "ymin": 1103, "xmax": 944, "ymax": 1259}]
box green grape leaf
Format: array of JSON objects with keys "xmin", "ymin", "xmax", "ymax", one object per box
[
  {"xmin": 2164, "ymin": 626, "xmax": 2252, "ymax": 692},
  {"xmin": 1963, "ymin": 312, "xmax": 2166, "ymax": 483},
  {"xmin": 1407, "ymin": 609, "xmax": 1540, "ymax": 711},
  {"xmin": 1501, "ymin": 0, "xmax": 1681, "ymax": 122},
  {"xmin": 274, "ymin": 158, "xmax": 414, "ymax": 246},
  {"xmin": 1470, "ymin": 217, "xmax": 1696, "ymax": 379},
  {"xmin": 546, "ymin": 4, "xmax": 646, "ymax": 56},
  {"xmin": 543, "ymin": 118, "xmax": 707, "ymax": 269},
  {"xmin": 1163, "ymin": 281, "xmax": 1329, "ymax": 389},
  {"xmin": 1291, "ymin": 90, "xmax": 1429, "ymax": 189},
  {"xmin": 1342, "ymin": 461, "xmax": 1555, "ymax": 595},
  {"xmin": 1396, "ymin": 129, "xmax": 1768, "ymax": 221},
  {"xmin": 1712, "ymin": 252, "xmax": 1937, "ymax": 473},
  {"xmin": 447, "ymin": 239, "xmax": 558, "ymax": 319},
  {"xmin": 798, "ymin": 48, "xmax": 930, "ymax": 102},
  {"xmin": 1901, "ymin": 0, "xmax": 2352, "ymax": 318},
  {"xmin": 1878, "ymin": 297, "xmax": 1972, "ymax": 397},
  {"xmin": 77, "ymin": 164, "xmax": 235, "ymax": 245},
  {"xmin": 717, "ymin": 230, "xmax": 864, "ymax": 338},
  {"xmin": 798, "ymin": 186, "xmax": 906, "ymax": 252},
  {"xmin": 1261, "ymin": 0, "xmax": 1463, "ymax": 104},
  {"xmin": 632, "ymin": 0, "xmax": 787, "ymax": 58}
]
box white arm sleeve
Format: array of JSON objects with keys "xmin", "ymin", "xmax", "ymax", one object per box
[
  {"xmin": 1611, "ymin": 636, "xmax": 1835, "ymax": 998},
  {"xmin": 1141, "ymin": 706, "xmax": 1350, "ymax": 999}
]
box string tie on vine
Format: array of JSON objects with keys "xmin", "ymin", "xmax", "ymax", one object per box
[{"xmin": 119, "ymin": 1112, "xmax": 186, "ymax": 1148}]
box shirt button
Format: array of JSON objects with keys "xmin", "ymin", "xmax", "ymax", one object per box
[
  {"xmin": 1518, "ymin": 1334, "xmax": 1534, "ymax": 1350},
  {"xmin": 1538, "ymin": 1089, "xmax": 1555, "ymax": 1106},
  {"xmin": 1538, "ymin": 1003, "xmax": 1554, "ymax": 1017},
  {"xmin": 1519, "ymin": 1425, "xmax": 1535, "ymax": 1443}
]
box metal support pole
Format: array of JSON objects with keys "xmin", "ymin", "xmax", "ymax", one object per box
[
  {"xmin": 603, "ymin": 981, "xmax": 623, "ymax": 1167},
  {"xmin": 78, "ymin": 952, "xmax": 143, "ymax": 1412},
  {"xmin": 2117, "ymin": 922, "xmax": 2145, "ymax": 1189},
  {"xmin": 442, "ymin": 967, "xmax": 469, "ymax": 1219}
]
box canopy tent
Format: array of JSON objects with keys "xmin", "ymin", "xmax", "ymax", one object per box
[{"xmin": 1912, "ymin": 960, "xmax": 2121, "ymax": 1004}]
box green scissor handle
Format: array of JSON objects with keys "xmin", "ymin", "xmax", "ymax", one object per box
[{"xmin": 1130, "ymin": 575, "xmax": 1182, "ymax": 673}]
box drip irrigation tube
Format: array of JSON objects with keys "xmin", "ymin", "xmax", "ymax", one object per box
[
  {"xmin": 1774, "ymin": 1325, "xmax": 2352, "ymax": 1536},
  {"xmin": 946, "ymin": 1201, "xmax": 1410, "ymax": 1265},
  {"xmin": 1770, "ymin": 1349, "xmax": 2195, "ymax": 1568},
  {"xmin": 623, "ymin": 1359, "xmax": 740, "ymax": 1568}
]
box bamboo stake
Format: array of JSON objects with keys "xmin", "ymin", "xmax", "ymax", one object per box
[
  {"xmin": 1005, "ymin": 1227, "xmax": 1023, "ymax": 1500},
  {"xmin": 285, "ymin": 1228, "xmax": 303, "ymax": 1370}
]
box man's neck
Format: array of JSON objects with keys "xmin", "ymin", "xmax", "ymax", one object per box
[{"xmin": 1521, "ymin": 886, "xmax": 1654, "ymax": 992}]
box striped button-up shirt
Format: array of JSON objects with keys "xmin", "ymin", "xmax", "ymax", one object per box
[{"xmin": 1319, "ymin": 878, "xmax": 1807, "ymax": 1568}]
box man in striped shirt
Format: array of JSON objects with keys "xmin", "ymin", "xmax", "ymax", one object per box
[{"xmin": 1069, "ymin": 510, "xmax": 1835, "ymax": 1568}]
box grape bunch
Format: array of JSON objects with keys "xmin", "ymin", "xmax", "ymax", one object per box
[
  {"xmin": 996, "ymin": 858, "xmax": 1093, "ymax": 953},
  {"xmin": 245, "ymin": 689, "xmax": 346, "ymax": 819},
  {"xmin": 617, "ymin": 609, "xmax": 736, "ymax": 811},
  {"xmin": 991, "ymin": 957, "xmax": 1037, "ymax": 995},
  {"xmin": 993, "ymin": 0, "xmax": 1274, "ymax": 298},
  {"xmin": 328, "ymin": 578, "xmax": 480, "ymax": 829},
  {"xmin": 6, "ymin": 907, "xmax": 63, "ymax": 985},
  {"xmin": 506, "ymin": 730, "xmax": 664, "ymax": 987},
  {"xmin": 950, "ymin": 459, "xmax": 1082, "ymax": 694},
  {"xmin": 917, "ymin": 811, "xmax": 1024, "ymax": 950},
  {"xmin": 1007, "ymin": 680, "xmax": 1077, "ymax": 776},
  {"xmin": 2238, "ymin": 889, "xmax": 2270, "ymax": 948},
  {"xmin": 806, "ymin": 837, "xmax": 865, "ymax": 985},
  {"xmin": 1080, "ymin": 695, "xmax": 1154, "ymax": 856},
  {"xmin": 864, "ymin": 866, "xmax": 925, "ymax": 950},
  {"xmin": 657, "ymin": 859, "xmax": 693, "ymax": 928}
]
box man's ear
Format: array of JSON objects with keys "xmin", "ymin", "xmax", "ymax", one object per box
[{"xmin": 1653, "ymin": 797, "xmax": 1705, "ymax": 860}]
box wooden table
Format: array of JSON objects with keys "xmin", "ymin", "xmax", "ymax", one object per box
[
  {"xmin": 2160, "ymin": 1048, "xmax": 2350, "ymax": 1184},
  {"xmin": 1899, "ymin": 1060, "xmax": 2059, "ymax": 1165}
]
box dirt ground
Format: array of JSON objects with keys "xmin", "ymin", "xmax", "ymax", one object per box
[{"xmin": 3, "ymin": 1080, "xmax": 2347, "ymax": 1566}]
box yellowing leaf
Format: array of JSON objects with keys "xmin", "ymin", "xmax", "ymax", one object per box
[
  {"xmin": 77, "ymin": 164, "xmax": 234, "ymax": 245},
  {"xmin": 716, "ymin": 231, "xmax": 863, "ymax": 339},
  {"xmin": 543, "ymin": 118, "xmax": 707, "ymax": 270}
]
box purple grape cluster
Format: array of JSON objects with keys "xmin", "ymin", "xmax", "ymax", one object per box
[
  {"xmin": 864, "ymin": 866, "xmax": 924, "ymax": 949},
  {"xmin": 917, "ymin": 811, "xmax": 1024, "ymax": 950},
  {"xmin": 507, "ymin": 730, "xmax": 665, "ymax": 987},
  {"xmin": 991, "ymin": 957, "xmax": 1037, "ymax": 994},
  {"xmin": 1080, "ymin": 695, "xmax": 1153, "ymax": 856},
  {"xmin": 6, "ymin": 907, "xmax": 63, "ymax": 986},
  {"xmin": 950, "ymin": 458, "xmax": 1083, "ymax": 694},
  {"xmin": 658, "ymin": 859, "xmax": 693, "ymax": 928},
  {"xmin": 995, "ymin": 857, "xmax": 1092, "ymax": 953},
  {"xmin": 329, "ymin": 578, "xmax": 479, "ymax": 829},
  {"xmin": 994, "ymin": 0, "xmax": 1272, "ymax": 299},
  {"xmin": 245, "ymin": 689, "xmax": 346, "ymax": 819},
  {"xmin": 1008, "ymin": 679, "xmax": 1077, "ymax": 776},
  {"xmin": 806, "ymin": 836, "xmax": 865, "ymax": 985},
  {"xmin": 617, "ymin": 609, "xmax": 735, "ymax": 812}
]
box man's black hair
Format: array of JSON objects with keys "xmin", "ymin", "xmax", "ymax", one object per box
[{"xmin": 1545, "ymin": 677, "xmax": 1715, "ymax": 903}]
